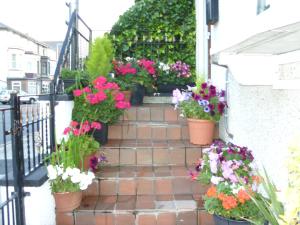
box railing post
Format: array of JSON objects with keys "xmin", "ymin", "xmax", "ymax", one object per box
[
  {"xmin": 49, "ymin": 84, "xmax": 56, "ymax": 153},
  {"xmin": 10, "ymin": 93, "xmax": 26, "ymax": 225}
]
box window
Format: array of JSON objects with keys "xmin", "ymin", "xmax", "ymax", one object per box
[
  {"xmin": 11, "ymin": 54, "xmax": 17, "ymax": 69},
  {"xmin": 12, "ymin": 81, "xmax": 21, "ymax": 92},
  {"xmin": 42, "ymin": 82, "xmax": 49, "ymax": 94},
  {"xmin": 37, "ymin": 61, "xmax": 40, "ymax": 74},
  {"xmin": 41, "ymin": 62, "xmax": 47, "ymax": 75},
  {"xmin": 28, "ymin": 81, "xmax": 37, "ymax": 94}
]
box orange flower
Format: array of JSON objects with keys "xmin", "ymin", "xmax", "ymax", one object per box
[
  {"xmin": 237, "ymin": 189, "xmax": 251, "ymax": 204},
  {"xmin": 218, "ymin": 192, "xmax": 226, "ymax": 201},
  {"xmin": 206, "ymin": 186, "xmax": 217, "ymax": 198},
  {"xmin": 252, "ymin": 175, "xmax": 262, "ymax": 184},
  {"xmin": 222, "ymin": 195, "xmax": 238, "ymax": 210}
]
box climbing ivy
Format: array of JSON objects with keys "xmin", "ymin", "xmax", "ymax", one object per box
[{"xmin": 109, "ymin": 0, "xmax": 196, "ymax": 70}]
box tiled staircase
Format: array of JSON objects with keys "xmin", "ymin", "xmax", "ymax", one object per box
[{"xmin": 56, "ymin": 102, "xmax": 216, "ymax": 225}]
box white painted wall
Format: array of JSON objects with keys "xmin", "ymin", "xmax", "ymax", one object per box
[{"xmin": 55, "ymin": 100, "xmax": 74, "ymax": 143}]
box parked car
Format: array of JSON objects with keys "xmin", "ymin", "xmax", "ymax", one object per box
[{"xmin": 0, "ymin": 90, "xmax": 38, "ymax": 104}]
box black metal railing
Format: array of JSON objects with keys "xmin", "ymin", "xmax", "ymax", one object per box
[
  {"xmin": 53, "ymin": 10, "xmax": 92, "ymax": 95},
  {"xmin": 0, "ymin": 92, "xmax": 55, "ymax": 225}
]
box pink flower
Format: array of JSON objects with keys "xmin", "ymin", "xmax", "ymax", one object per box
[
  {"xmin": 63, "ymin": 127, "xmax": 71, "ymax": 135},
  {"xmin": 86, "ymin": 94, "xmax": 99, "ymax": 105},
  {"xmin": 70, "ymin": 121, "xmax": 79, "ymax": 128},
  {"xmin": 95, "ymin": 90, "xmax": 107, "ymax": 102},
  {"xmin": 115, "ymin": 101, "xmax": 130, "ymax": 109},
  {"xmin": 81, "ymin": 122, "xmax": 91, "ymax": 133},
  {"xmin": 73, "ymin": 129, "xmax": 80, "ymax": 136},
  {"xmin": 114, "ymin": 92, "xmax": 125, "ymax": 101},
  {"xmin": 73, "ymin": 89, "xmax": 82, "ymax": 97},
  {"xmin": 91, "ymin": 122, "xmax": 101, "ymax": 130},
  {"xmin": 83, "ymin": 87, "xmax": 92, "ymax": 93},
  {"xmin": 93, "ymin": 76, "xmax": 107, "ymax": 86},
  {"xmin": 104, "ymin": 82, "xmax": 120, "ymax": 90}
]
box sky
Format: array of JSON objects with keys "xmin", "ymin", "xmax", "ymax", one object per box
[{"xmin": 0, "ymin": 0, "xmax": 134, "ymax": 42}]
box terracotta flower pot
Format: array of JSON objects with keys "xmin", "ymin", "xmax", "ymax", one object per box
[
  {"xmin": 122, "ymin": 90, "xmax": 132, "ymax": 102},
  {"xmin": 80, "ymin": 153, "xmax": 96, "ymax": 171},
  {"xmin": 53, "ymin": 191, "xmax": 82, "ymax": 212},
  {"xmin": 187, "ymin": 118, "xmax": 215, "ymax": 145}
]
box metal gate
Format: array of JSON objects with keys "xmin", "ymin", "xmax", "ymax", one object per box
[{"xmin": 0, "ymin": 92, "xmax": 55, "ymax": 225}]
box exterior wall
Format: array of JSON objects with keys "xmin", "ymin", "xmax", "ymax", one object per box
[{"xmin": 210, "ymin": 0, "xmax": 300, "ymax": 54}]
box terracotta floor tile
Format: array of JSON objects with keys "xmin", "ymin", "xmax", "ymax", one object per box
[
  {"xmin": 108, "ymin": 125, "xmax": 122, "ymax": 139},
  {"xmin": 154, "ymin": 166, "xmax": 171, "ymax": 176},
  {"xmin": 104, "ymin": 148, "xmax": 120, "ymax": 165},
  {"xmin": 167, "ymin": 126, "xmax": 181, "ymax": 140},
  {"xmin": 171, "ymin": 166, "xmax": 189, "ymax": 176},
  {"xmin": 157, "ymin": 213, "xmax": 176, "ymax": 225},
  {"xmin": 121, "ymin": 139, "xmax": 137, "ymax": 147},
  {"xmin": 152, "ymin": 140, "xmax": 168, "ymax": 147},
  {"xmin": 136, "ymin": 195, "xmax": 156, "ymax": 209},
  {"xmin": 153, "ymin": 148, "xmax": 169, "ymax": 165},
  {"xmin": 95, "ymin": 213, "xmax": 115, "ymax": 225},
  {"xmin": 119, "ymin": 166, "xmax": 137, "ymax": 177},
  {"xmin": 120, "ymin": 148, "xmax": 136, "ymax": 165},
  {"xmin": 95, "ymin": 196, "xmax": 117, "ymax": 211},
  {"xmin": 56, "ymin": 212, "xmax": 74, "ymax": 225},
  {"xmin": 100, "ymin": 180, "xmax": 117, "ymax": 195},
  {"xmin": 116, "ymin": 195, "xmax": 136, "ymax": 210},
  {"xmin": 137, "ymin": 140, "xmax": 153, "ymax": 147},
  {"xmin": 115, "ymin": 214, "xmax": 135, "ymax": 225},
  {"xmin": 155, "ymin": 199, "xmax": 175, "ymax": 210},
  {"xmin": 118, "ymin": 180, "xmax": 136, "ymax": 195},
  {"xmin": 168, "ymin": 140, "xmax": 185, "ymax": 147},
  {"xmin": 164, "ymin": 108, "xmax": 178, "ymax": 122},
  {"xmin": 103, "ymin": 140, "xmax": 121, "ymax": 148},
  {"xmin": 76, "ymin": 212, "xmax": 96, "ymax": 225},
  {"xmin": 137, "ymin": 108, "xmax": 151, "ymax": 121},
  {"xmin": 79, "ymin": 196, "xmax": 98, "ymax": 211},
  {"xmin": 177, "ymin": 211, "xmax": 197, "ymax": 225},
  {"xmin": 169, "ymin": 148, "xmax": 185, "ymax": 165},
  {"xmin": 172, "ymin": 178, "xmax": 192, "ymax": 194},
  {"xmin": 181, "ymin": 125, "xmax": 189, "ymax": 140},
  {"xmin": 155, "ymin": 179, "xmax": 173, "ymax": 195},
  {"xmin": 137, "ymin": 179, "xmax": 154, "ymax": 195},
  {"xmin": 156, "ymin": 195, "xmax": 174, "ymax": 201},
  {"xmin": 186, "ymin": 148, "xmax": 202, "ymax": 166},
  {"xmin": 150, "ymin": 107, "xmax": 164, "ymax": 121},
  {"xmin": 137, "ymin": 148, "xmax": 152, "ymax": 165},
  {"xmin": 124, "ymin": 108, "xmax": 137, "ymax": 121},
  {"xmin": 97, "ymin": 167, "xmax": 119, "ymax": 178},
  {"xmin": 152, "ymin": 127, "xmax": 167, "ymax": 140},
  {"xmin": 136, "ymin": 166, "xmax": 154, "ymax": 177},
  {"xmin": 122, "ymin": 125, "xmax": 137, "ymax": 139},
  {"xmin": 192, "ymin": 183, "xmax": 210, "ymax": 195},
  {"xmin": 83, "ymin": 180, "xmax": 99, "ymax": 196},
  {"xmin": 198, "ymin": 210, "xmax": 215, "ymax": 225},
  {"xmin": 137, "ymin": 214, "xmax": 157, "ymax": 225},
  {"xmin": 137, "ymin": 126, "xmax": 152, "ymax": 139}
]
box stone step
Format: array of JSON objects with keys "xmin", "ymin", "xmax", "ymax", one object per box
[
  {"xmin": 101, "ymin": 140, "xmax": 205, "ymax": 166},
  {"xmin": 56, "ymin": 199, "xmax": 215, "ymax": 225},
  {"xmin": 143, "ymin": 96, "xmax": 173, "ymax": 104},
  {"xmin": 83, "ymin": 166, "xmax": 209, "ymax": 197},
  {"xmin": 108, "ymin": 121, "xmax": 189, "ymax": 140},
  {"xmin": 120, "ymin": 103, "xmax": 183, "ymax": 123}
]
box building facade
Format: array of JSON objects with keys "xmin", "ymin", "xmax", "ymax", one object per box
[
  {"xmin": 0, "ymin": 22, "xmax": 58, "ymax": 94},
  {"xmin": 196, "ymin": 0, "xmax": 300, "ymax": 189}
]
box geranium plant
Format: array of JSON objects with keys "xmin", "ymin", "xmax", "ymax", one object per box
[
  {"xmin": 112, "ymin": 57, "xmax": 156, "ymax": 91},
  {"xmin": 72, "ymin": 76, "xmax": 130, "ymax": 124},
  {"xmin": 191, "ymin": 141, "xmax": 264, "ymax": 222},
  {"xmin": 172, "ymin": 81, "xmax": 226, "ymax": 122},
  {"xmin": 156, "ymin": 61, "xmax": 194, "ymax": 86}
]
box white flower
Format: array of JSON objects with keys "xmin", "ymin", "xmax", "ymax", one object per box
[
  {"xmin": 56, "ymin": 165, "xmax": 64, "ymax": 176},
  {"xmin": 79, "ymin": 183, "xmax": 88, "ymax": 190},
  {"xmin": 71, "ymin": 174, "xmax": 81, "ymax": 183},
  {"xmin": 47, "ymin": 165, "xmax": 57, "ymax": 180},
  {"xmin": 65, "ymin": 167, "xmax": 74, "ymax": 176},
  {"xmin": 211, "ymin": 176, "xmax": 224, "ymax": 185},
  {"xmin": 62, "ymin": 172, "xmax": 69, "ymax": 180}
]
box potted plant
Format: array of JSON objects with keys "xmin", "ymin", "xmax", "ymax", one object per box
[
  {"xmin": 112, "ymin": 57, "xmax": 156, "ymax": 105},
  {"xmin": 192, "ymin": 141, "xmax": 264, "ymax": 224},
  {"xmin": 62, "ymin": 120, "xmax": 105, "ymax": 170},
  {"xmin": 61, "ymin": 69, "xmax": 89, "ymax": 94},
  {"xmin": 47, "ymin": 125, "xmax": 97, "ymax": 212},
  {"xmin": 72, "ymin": 76, "xmax": 130, "ymax": 144},
  {"xmin": 172, "ymin": 81, "xmax": 226, "ymax": 145},
  {"xmin": 156, "ymin": 61, "xmax": 195, "ymax": 93}
]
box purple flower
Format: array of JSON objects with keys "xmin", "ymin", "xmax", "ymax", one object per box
[
  {"xmin": 204, "ymin": 106, "xmax": 210, "ymax": 113},
  {"xmin": 89, "ymin": 156, "xmax": 98, "ymax": 172},
  {"xmin": 201, "ymin": 82, "xmax": 208, "ymax": 89},
  {"xmin": 220, "ymin": 90, "xmax": 225, "ymax": 97}
]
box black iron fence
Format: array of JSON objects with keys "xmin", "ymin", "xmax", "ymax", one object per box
[{"xmin": 0, "ymin": 92, "xmax": 55, "ymax": 225}]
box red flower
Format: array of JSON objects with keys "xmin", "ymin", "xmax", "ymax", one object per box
[
  {"xmin": 91, "ymin": 122, "xmax": 101, "ymax": 130},
  {"xmin": 73, "ymin": 89, "xmax": 82, "ymax": 97},
  {"xmin": 70, "ymin": 121, "xmax": 79, "ymax": 128},
  {"xmin": 63, "ymin": 127, "xmax": 71, "ymax": 135},
  {"xmin": 114, "ymin": 92, "xmax": 125, "ymax": 101}
]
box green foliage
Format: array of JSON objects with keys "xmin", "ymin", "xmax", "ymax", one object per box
[
  {"xmin": 61, "ymin": 69, "xmax": 89, "ymax": 94},
  {"xmin": 86, "ymin": 36, "xmax": 113, "ymax": 80},
  {"xmin": 61, "ymin": 68, "xmax": 80, "ymax": 79},
  {"xmin": 109, "ymin": 0, "xmax": 196, "ymax": 70}
]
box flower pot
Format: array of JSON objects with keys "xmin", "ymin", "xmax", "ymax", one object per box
[
  {"xmin": 63, "ymin": 79, "xmax": 76, "ymax": 90},
  {"xmin": 130, "ymin": 84, "xmax": 145, "ymax": 106},
  {"xmin": 53, "ymin": 191, "xmax": 82, "ymax": 212},
  {"xmin": 213, "ymin": 215, "xmax": 250, "ymax": 225},
  {"xmin": 91, "ymin": 122, "xmax": 108, "ymax": 145},
  {"xmin": 80, "ymin": 153, "xmax": 96, "ymax": 171},
  {"xmin": 122, "ymin": 90, "xmax": 132, "ymax": 102},
  {"xmin": 187, "ymin": 118, "xmax": 215, "ymax": 145}
]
